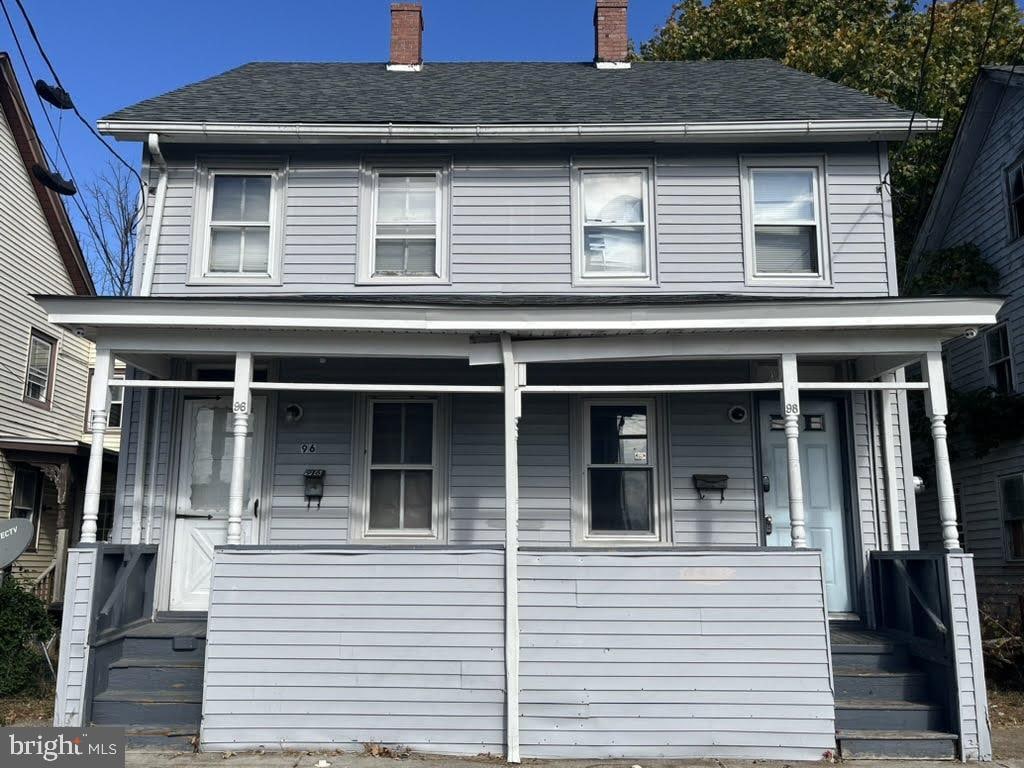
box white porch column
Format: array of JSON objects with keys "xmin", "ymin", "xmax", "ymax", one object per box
[
  {"xmin": 780, "ymin": 353, "xmax": 807, "ymax": 548},
  {"xmin": 923, "ymin": 350, "xmax": 960, "ymax": 550},
  {"xmin": 226, "ymin": 352, "xmax": 253, "ymax": 546},
  {"xmin": 81, "ymin": 346, "xmax": 112, "ymax": 543},
  {"xmin": 878, "ymin": 374, "xmax": 903, "ymax": 550},
  {"xmin": 500, "ymin": 334, "xmax": 522, "ymax": 764}
]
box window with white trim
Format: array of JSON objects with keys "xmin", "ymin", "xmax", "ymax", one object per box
[
  {"xmin": 107, "ymin": 379, "xmax": 124, "ymax": 429},
  {"xmin": 24, "ymin": 331, "xmax": 55, "ymax": 405},
  {"xmin": 986, "ymin": 324, "xmax": 1014, "ymax": 394},
  {"xmin": 576, "ymin": 399, "xmax": 668, "ymax": 544},
  {"xmin": 998, "ymin": 473, "xmax": 1024, "ymax": 560},
  {"xmin": 191, "ymin": 162, "xmax": 284, "ymax": 283},
  {"xmin": 11, "ymin": 467, "xmax": 41, "ymax": 549},
  {"xmin": 358, "ymin": 163, "xmax": 449, "ymax": 283},
  {"xmin": 572, "ymin": 160, "xmax": 655, "ymax": 283},
  {"xmin": 1008, "ymin": 158, "xmax": 1024, "ymax": 240},
  {"xmin": 741, "ymin": 156, "xmax": 830, "ymax": 283},
  {"xmin": 353, "ymin": 398, "xmax": 448, "ymax": 541}
]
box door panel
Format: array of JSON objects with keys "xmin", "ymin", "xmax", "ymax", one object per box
[
  {"xmin": 169, "ymin": 398, "xmax": 265, "ymax": 612},
  {"xmin": 760, "ymin": 399, "xmax": 853, "ymax": 614}
]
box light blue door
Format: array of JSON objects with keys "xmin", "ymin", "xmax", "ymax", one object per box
[{"xmin": 760, "ymin": 399, "xmax": 854, "ymax": 614}]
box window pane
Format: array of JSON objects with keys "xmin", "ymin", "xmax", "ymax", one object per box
[
  {"xmin": 377, "ymin": 175, "xmax": 436, "ymax": 224},
  {"xmin": 403, "ymin": 403, "xmax": 433, "ymax": 463},
  {"xmin": 753, "ymin": 170, "xmax": 815, "ymax": 223},
  {"xmin": 242, "ymin": 228, "xmax": 270, "ymax": 272},
  {"xmin": 1014, "ymin": 198, "xmax": 1024, "ymax": 238},
  {"xmin": 403, "ymin": 470, "xmax": 433, "ymax": 529},
  {"xmin": 589, "ymin": 468, "xmax": 652, "ymax": 532},
  {"xmin": 590, "ymin": 405, "xmax": 649, "ymax": 464},
  {"xmin": 211, "ymin": 176, "xmax": 244, "ymax": 220},
  {"xmin": 1008, "ymin": 520, "xmax": 1024, "ymax": 559},
  {"xmin": 189, "ymin": 406, "xmax": 235, "ymax": 511},
  {"xmin": 374, "ymin": 239, "xmax": 436, "ymax": 276},
  {"xmin": 1001, "ymin": 475, "xmax": 1024, "ymax": 520},
  {"xmin": 583, "ymin": 171, "xmax": 644, "ymax": 223},
  {"xmin": 371, "ymin": 403, "xmax": 403, "ymax": 463},
  {"xmin": 209, "ymin": 228, "xmax": 242, "ymax": 272},
  {"xmin": 369, "ymin": 470, "xmax": 401, "ymax": 529},
  {"xmin": 993, "ymin": 361, "xmax": 1012, "ymax": 394},
  {"xmin": 1012, "ymin": 166, "xmax": 1024, "ymax": 198},
  {"xmin": 584, "ymin": 226, "xmax": 645, "ymax": 274},
  {"xmin": 108, "ymin": 402, "xmax": 123, "ymax": 429},
  {"xmin": 987, "ymin": 327, "xmax": 1009, "ymax": 361},
  {"xmin": 12, "ymin": 469, "xmax": 38, "ymax": 514},
  {"xmin": 754, "ymin": 225, "xmax": 818, "ymax": 273},
  {"xmin": 241, "ymin": 177, "xmax": 271, "ymax": 222},
  {"xmin": 26, "ymin": 336, "xmax": 52, "ymax": 402}
]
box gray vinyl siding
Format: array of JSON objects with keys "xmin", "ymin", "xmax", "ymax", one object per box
[
  {"xmin": 947, "ymin": 553, "xmax": 992, "ymax": 761},
  {"xmin": 201, "ymin": 547, "xmax": 506, "ymax": 754},
  {"xmin": 450, "ymin": 395, "xmax": 505, "ymax": 544},
  {"xmin": 517, "ymin": 549, "xmax": 835, "ymax": 760},
  {"xmin": 144, "ymin": 143, "xmax": 892, "ymax": 297},
  {"xmin": 518, "ymin": 395, "xmax": 571, "ymax": 547},
  {"xmin": 52, "ymin": 547, "xmax": 96, "ymax": 727}
]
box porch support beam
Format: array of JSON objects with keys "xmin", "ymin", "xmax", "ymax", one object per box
[
  {"xmin": 923, "ymin": 351, "xmax": 960, "ymax": 550},
  {"xmin": 781, "ymin": 354, "xmax": 807, "ymax": 549},
  {"xmin": 500, "ymin": 334, "xmax": 522, "ymax": 764},
  {"xmin": 226, "ymin": 352, "xmax": 253, "ymax": 546},
  {"xmin": 81, "ymin": 346, "xmax": 112, "ymax": 543},
  {"xmin": 878, "ymin": 375, "xmax": 903, "ymax": 550}
]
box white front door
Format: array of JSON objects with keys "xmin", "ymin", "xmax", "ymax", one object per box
[
  {"xmin": 168, "ymin": 398, "xmax": 265, "ymax": 612},
  {"xmin": 760, "ymin": 398, "xmax": 854, "ymax": 614}
]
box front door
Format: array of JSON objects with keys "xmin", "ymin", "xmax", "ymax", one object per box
[
  {"xmin": 760, "ymin": 398, "xmax": 854, "ymax": 614},
  {"xmin": 168, "ymin": 398, "xmax": 265, "ymax": 612}
]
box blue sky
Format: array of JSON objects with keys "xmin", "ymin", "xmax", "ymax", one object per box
[{"xmin": 1, "ymin": 0, "xmax": 674, "ymax": 190}]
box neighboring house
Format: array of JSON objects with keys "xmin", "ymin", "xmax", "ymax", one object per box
[
  {"xmin": 45, "ymin": 2, "xmax": 997, "ymax": 762},
  {"xmin": 0, "ymin": 52, "xmax": 119, "ymax": 607},
  {"xmin": 909, "ymin": 66, "xmax": 1024, "ymax": 618}
]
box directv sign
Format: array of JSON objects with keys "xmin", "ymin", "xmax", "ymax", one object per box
[{"xmin": 0, "ymin": 519, "xmax": 34, "ymax": 570}]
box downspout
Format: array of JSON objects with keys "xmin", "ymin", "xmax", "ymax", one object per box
[{"xmin": 139, "ymin": 133, "xmax": 168, "ymax": 297}]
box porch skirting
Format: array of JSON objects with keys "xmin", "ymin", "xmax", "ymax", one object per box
[{"xmin": 200, "ymin": 546, "xmax": 835, "ymax": 760}]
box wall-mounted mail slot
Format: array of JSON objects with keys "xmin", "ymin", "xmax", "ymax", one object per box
[{"xmin": 692, "ymin": 474, "xmax": 729, "ymax": 502}]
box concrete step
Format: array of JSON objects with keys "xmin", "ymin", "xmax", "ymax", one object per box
[
  {"xmin": 837, "ymin": 729, "xmax": 958, "ymax": 760},
  {"xmin": 834, "ymin": 670, "xmax": 932, "ymax": 702},
  {"xmin": 91, "ymin": 688, "xmax": 201, "ymax": 728},
  {"xmin": 835, "ymin": 699, "xmax": 946, "ymax": 732},
  {"xmin": 125, "ymin": 727, "xmax": 198, "ymax": 752},
  {"xmin": 106, "ymin": 656, "xmax": 204, "ymax": 691}
]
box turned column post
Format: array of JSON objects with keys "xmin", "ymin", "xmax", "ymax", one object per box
[
  {"xmin": 780, "ymin": 353, "xmax": 807, "ymax": 548},
  {"xmin": 226, "ymin": 352, "xmax": 253, "ymax": 546},
  {"xmin": 923, "ymin": 350, "xmax": 960, "ymax": 550},
  {"xmin": 81, "ymin": 347, "xmax": 112, "ymax": 543}
]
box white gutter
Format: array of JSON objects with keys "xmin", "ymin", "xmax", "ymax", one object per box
[
  {"xmin": 97, "ymin": 117, "xmax": 943, "ymax": 144},
  {"xmin": 139, "ymin": 133, "xmax": 168, "ymax": 297}
]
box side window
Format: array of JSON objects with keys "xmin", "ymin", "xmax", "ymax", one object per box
[
  {"xmin": 358, "ymin": 163, "xmax": 450, "ymax": 284},
  {"xmin": 191, "ymin": 163, "xmax": 285, "ymax": 283},
  {"xmin": 741, "ymin": 156, "xmax": 830, "ymax": 285},
  {"xmin": 986, "ymin": 324, "xmax": 1014, "ymax": 394},
  {"xmin": 107, "ymin": 380, "xmax": 125, "ymax": 428},
  {"xmin": 1007, "ymin": 158, "xmax": 1024, "ymax": 240},
  {"xmin": 24, "ymin": 330, "xmax": 56, "ymax": 406},
  {"xmin": 572, "ymin": 160, "xmax": 655, "ymax": 285},
  {"xmin": 998, "ymin": 473, "xmax": 1024, "ymax": 561},
  {"xmin": 11, "ymin": 467, "xmax": 41, "ymax": 551}
]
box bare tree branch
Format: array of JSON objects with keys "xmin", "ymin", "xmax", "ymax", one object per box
[{"xmin": 78, "ymin": 161, "xmax": 139, "ymax": 296}]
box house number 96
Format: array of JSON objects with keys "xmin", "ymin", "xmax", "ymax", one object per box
[{"xmin": 301, "ymin": 443, "xmax": 317, "ymax": 454}]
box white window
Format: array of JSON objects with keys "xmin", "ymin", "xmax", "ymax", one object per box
[
  {"xmin": 998, "ymin": 473, "xmax": 1024, "ymax": 561},
  {"xmin": 11, "ymin": 467, "xmax": 41, "ymax": 547},
  {"xmin": 24, "ymin": 331, "xmax": 55, "ymax": 405},
  {"xmin": 740, "ymin": 156, "xmax": 830, "ymax": 284},
  {"xmin": 573, "ymin": 399, "xmax": 669, "ymax": 545},
  {"xmin": 352, "ymin": 397, "xmax": 448, "ymax": 542},
  {"xmin": 358, "ymin": 163, "xmax": 450, "ymax": 283},
  {"xmin": 1007, "ymin": 158, "xmax": 1024, "ymax": 240},
  {"xmin": 191, "ymin": 161, "xmax": 285, "ymax": 284},
  {"xmin": 986, "ymin": 324, "xmax": 1014, "ymax": 394},
  {"xmin": 572, "ymin": 160, "xmax": 655, "ymax": 284},
  {"xmin": 107, "ymin": 379, "xmax": 124, "ymax": 429}
]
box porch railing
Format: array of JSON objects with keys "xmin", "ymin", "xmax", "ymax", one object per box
[
  {"xmin": 89, "ymin": 544, "xmax": 159, "ymax": 643},
  {"xmin": 870, "ymin": 551, "xmax": 952, "ymax": 658},
  {"xmin": 32, "ymin": 560, "xmax": 56, "ymax": 605}
]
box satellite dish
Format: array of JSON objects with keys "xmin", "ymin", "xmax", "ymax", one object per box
[{"xmin": 0, "ymin": 519, "xmax": 35, "ymax": 570}]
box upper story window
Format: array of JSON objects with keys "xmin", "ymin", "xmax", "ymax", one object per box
[
  {"xmin": 740, "ymin": 156, "xmax": 830, "ymax": 285},
  {"xmin": 191, "ymin": 161, "xmax": 285, "ymax": 284},
  {"xmin": 986, "ymin": 323, "xmax": 1014, "ymax": 394},
  {"xmin": 358, "ymin": 162, "xmax": 450, "ymax": 284},
  {"xmin": 571, "ymin": 160, "xmax": 655, "ymax": 285},
  {"xmin": 24, "ymin": 330, "xmax": 56, "ymax": 407},
  {"xmin": 1007, "ymin": 158, "xmax": 1024, "ymax": 240}
]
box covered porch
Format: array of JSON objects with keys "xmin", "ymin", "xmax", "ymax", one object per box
[{"xmin": 43, "ymin": 294, "xmax": 997, "ymax": 761}]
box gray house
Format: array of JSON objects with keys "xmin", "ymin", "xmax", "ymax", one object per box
[
  {"xmin": 46, "ymin": 1, "xmax": 996, "ymax": 761},
  {"xmin": 910, "ymin": 65, "xmax": 1024, "ymax": 618}
]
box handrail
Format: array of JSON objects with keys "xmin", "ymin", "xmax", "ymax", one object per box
[
  {"xmin": 893, "ymin": 559, "xmax": 948, "ymax": 635},
  {"xmin": 32, "ymin": 560, "xmax": 57, "ymax": 602}
]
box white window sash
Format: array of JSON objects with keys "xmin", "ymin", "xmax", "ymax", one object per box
[{"xmin": 24, "ymin": 334, "xmax": 53, "ymax": 403}]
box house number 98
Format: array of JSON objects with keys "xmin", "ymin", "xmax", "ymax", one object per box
[
  {"xmin": 784, "ymin": 403, "xmax": 800, "ymax": 415},
  {"xmin": 233, "ymin": 401, "xmax": 248, "ymax": 413}
]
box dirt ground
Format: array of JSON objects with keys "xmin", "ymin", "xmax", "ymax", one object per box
[{"xmin": 0, "ymin": 688, "xmax": 53, "ymax": 727}]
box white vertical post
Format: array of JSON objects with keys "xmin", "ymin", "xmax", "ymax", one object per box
[
  {"xmin": 500, "ymin": 334, "xmax": 521, "ymax": 764},
  {"xmin": 226, "ymin": 352, "xmax": 253, "ymax": 546},
  {"xmin": 128, "ymin": 387, "xmax": 150, "ymax": 545},
  {"xmin": 878, "ymin": 374, "xmax": 903, "ymax": 550},
  {"xmin": 81, "ymin": 346, "xmax": 112, "ymax": 543},
  {"xmin": 142, "ymin": 389, "xmax": 163, "ymax": 545},
  {"xmin": 923, "ymin": 350, "xmax": 960, "ymax": 550},
  {"xmin": 780, "ymin": 353, "xmax": 807, "ymax": 548}
]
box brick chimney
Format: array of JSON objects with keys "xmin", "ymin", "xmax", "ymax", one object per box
[
  {"xmin": 388, "ymin": 2, "xmax": 423, "ymax": 71},
  {"xmin": 594, "ymin": 0, "xmax": 630, "ymax": 69}
]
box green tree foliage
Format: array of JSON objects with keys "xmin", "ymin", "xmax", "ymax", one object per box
[
  {"xmin": 903, "ymin": 242, "xmax": 1001, "ymax": 295},
  {"xmin": 0, "ymin": 576, "xmax": 54, "ymax": 696},
  {"xmin": 641, "ymin": 0, "xmax": 1024, "ymax": 276}
]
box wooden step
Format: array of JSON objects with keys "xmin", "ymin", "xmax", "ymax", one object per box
[{"xmin": 837, "ymin": 729, "xmax": 958, "ymax": 759}]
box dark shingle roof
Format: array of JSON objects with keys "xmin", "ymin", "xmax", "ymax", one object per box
[{"xmin": 103, "ymin": 60, "xmax": 915, "ymax": 125}]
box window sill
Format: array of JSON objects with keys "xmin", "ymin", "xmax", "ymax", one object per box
[
  {"xmin": 746, "ymin": 273, "xmax": 834, "ymax": 288},
  {"xmin": 573, "ymin": 275, "xmax": 659, "ymax": 288},
  {"xmin": 355, "ymin": 276, "xmax": 451, "ymax": 287},
  {"xmin": 575, "ymin": 534, "xmax": 670, "ymax": 547},
  {"xmin": 187, "ymin": 274, "xmax": 282, "ymax": 288},
  {"xmin": 22, "ymin": 396, "xmax": 53, "ymax": 411}
]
